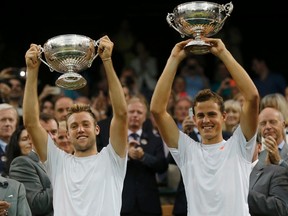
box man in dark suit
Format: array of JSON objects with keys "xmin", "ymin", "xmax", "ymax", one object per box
[
  {"xmin": 248, "ymin": 133, "xmax": 288, "ymax": 216},
  {"xmin": 258, "ymin": 107, "xmax": 288, "ymax": 167},
  {"xmin": 9, "ymin": 149, "xmax": 53, "ymax": 216},
  {"xmin": 0, "ymin": 175, "xmax": 32, "ymax": 216},
  {"xmin": 121, "ymin": 95, "xmax": 168, "ymax": 216}
]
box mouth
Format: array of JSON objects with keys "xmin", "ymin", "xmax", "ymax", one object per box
[{"xmin": 77, "ymin": 135, "xmax": 88, "ymax": 140}]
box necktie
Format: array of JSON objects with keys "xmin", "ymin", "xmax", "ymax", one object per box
[{"xmin": 130, "ymin": 133, "xmax": 139, "ymax": 141}]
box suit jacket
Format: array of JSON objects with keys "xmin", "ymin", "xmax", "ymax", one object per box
[
  {"xmin": 121, "ymin": 129, "xmax": 168, "ymax": 215},
  {"xmin": 248, "ymin": 161, "xmax": 288, "ymax": 216},
  {"xmin": 0, "ymin": 175, "xmax": 32, "ymax": 216},
  {"xmin": 97, "ymin": 116, "xmax": 152, "ymax": 151},
  {"xmin": 259, "ymin": 142, "xmax": 288, "ymax": 168},
  {"xmin": 9, "ymin": 151, "xmax": 53, "ymax": 216},
  {"xmin": 0, "ymin": 143, "xmax": 6, "ymax": 175}
]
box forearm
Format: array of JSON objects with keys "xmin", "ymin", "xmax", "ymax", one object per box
[
  {"xmin": 220, "ymin": 50, "xmax": 258, "ymax": 100},
  {"xmin": 23, "ymin": 67, "xmax": 40, "ymax": 128},
  {"xmin": 103, "ymin": 59, "xmax": 126, "ymax": 116},
  {"xmin": 103, "ymin": 58, "xmax": 128, "ymax": 156}
]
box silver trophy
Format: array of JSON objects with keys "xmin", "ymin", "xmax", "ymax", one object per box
[
  {"xmin": 167, "ymin": 1, "xmax": 233, "ymax": 55},
  {"xmin": 39, "ymin": 34, "xmax": 100, "ymax": 90}
]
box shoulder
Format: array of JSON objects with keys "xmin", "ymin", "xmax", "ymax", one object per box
[
  {"xmin": 7, "ymin": 177, "xmax": 22, "ymax": 188},
  {"xmin": 264, "ymin": 164, "xmax": 288, "ymax": 175}
]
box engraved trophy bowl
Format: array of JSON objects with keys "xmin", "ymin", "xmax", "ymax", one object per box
[
  {"xmin": 167, "ymin": 1, "xmax": 233, "ymax": 55},
  {"xmin": 39, "ymin": 34, "xmax": 100, "ymax": 90}
]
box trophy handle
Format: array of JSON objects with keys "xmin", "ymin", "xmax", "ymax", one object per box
[
  {"xmin": 166, "ymin": 13, "xmax": 185, "ymax": 38},
  {"xmin": 88, "ymin": 39, "xmax": 100, "ymax": 67},
  {"xmin": 219, "ymin": 2, "xmax": 234, "ymax": 26},
  {"xmin": 38, "ymin": 46, "xmax": 55, "ymax": 72}
]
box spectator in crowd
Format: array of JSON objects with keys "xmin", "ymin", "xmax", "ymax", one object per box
[
  {"xmin": 121, "ymin": 96, "xmax": 168, "ymax": 216},
  {"xmin": 251, "ymin": 54, "xmax": 287, "ymax": 98},
  {"xmin": 150, "ymin": 37, "xmax": 259, "ymax": 216},
  {"xmin": 130, "ymin": 41, "xmax": 159, "ymax": 102},
  {"xmin": 23, "ymin": 35, "xmax": 128, "ymax": 215},
  {"xmin": 179, "ymin": 55, "xmax": 210, "ymax": 99},
  {"xmin": 39, "ymin": 113, "xmax": 58, "ymax": 144},
  {"xmin": 258, "ymin": 107, "xmax": 288, "ymax": 168},
  {"xmin": 7, "ymin": 126, "xmax": 53, "ymax": 216},
  {"xmin": 260, "ymin": 93, "xmax": 288, "ymax": 130},
  {"xmin": 211, "ymin": 61, "xmax": 235, "ymax": 101},
  {"xmin": 222, "ymin": 99, "xmax": 242, "ymax": 139},
  {"xmin": 0, "ymin": 175, "xmax": 32, "ymax": 216},
  {"xmin": 0, "ymin": 103, "xmax": 18, "ymax": 176},
  {"xmin": 173, "ymin": 97, "xmax": 194, "ymax": 132},
  {"xmin": 248, "ymin": 133, "xmax": 288, "ymax": 216},
  {"xmin": 0, "ymin": 78, "xmax": 11, "ymax": 104},
  {"xmin": 4, "ymin": 126, "xmax": 32, "ymax": 176},
  {"xmin": 172, "ymin": 75, "xmax": 189, "ymax": 99},
  {"xmin": 0, "ymin": 68, "xmax": 25, "ymax": 122},
  {"xmin": 56, "ymin": 120, "xmax": 74, "ymax": 154},
  {"xmin": 53, "ymin": 95, "xmax": 74, "ymax": 122}
]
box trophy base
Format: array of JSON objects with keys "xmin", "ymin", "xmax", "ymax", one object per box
[
  {"xmin": 184, "ymin": 40, "xmax": 211, "ymax": 55},
  {"xmin": 55, "ymin": 72, "xmax": 87, "ymax": 90}
]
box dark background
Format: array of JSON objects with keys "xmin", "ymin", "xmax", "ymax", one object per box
[{"xmin": 1, "ymin": 0, "xmax": 286, "ymax": 87}]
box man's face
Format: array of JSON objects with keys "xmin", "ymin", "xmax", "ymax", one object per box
[
  {"xmin": 67, "ymin": 112, "xmax": 99, "ymax": 153},
  {"xmin": 54, "ymin": 97, "xmax": 74, "ymax": 121},
  {"xmin": 128, "ymin": 101, "xmax": 146, "ymax": 131},
  {"xmin": 8, "ymin": 78, "xmax": 23, "ymax": 100},
  {"xmin": 0, "ymin": 109, "xmax": 18, "ymax": 141},
  {"xmin": 40, "ymin": 119, "xmax": 58, "ymax": 143},
  {"xmin": 194, "ymin": 100, "xmax": 225, "ymax": 144},
  {"xmin": 258, "ymin": 107, "xmax": 285, "ymax": 145},
  {"xmin": 174, "ymin": 99, "xmax": 191, "ymax": 124}
]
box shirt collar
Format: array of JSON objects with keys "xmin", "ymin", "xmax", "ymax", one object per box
[
  {"xmin": 0, "ymin": 139, "xmax": 7, "ymax": 152},
  {"xmin": 278, "ymin": 140, "xmax": 285, "ymax": 150},
  {"xmin": 128, "ymin": 129, "xmax": 142, "ymax": 137}
]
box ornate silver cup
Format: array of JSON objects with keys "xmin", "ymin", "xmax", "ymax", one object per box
[
  {"xmin": 167, "ymin": 1, "xmax": 233, "ymax": 55},
  {"xmin": 39, "ymin": 34, "xmax": 100, "ymax": 90}
]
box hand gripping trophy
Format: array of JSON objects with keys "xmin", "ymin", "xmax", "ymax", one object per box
[
  {"xmin": 38, "ymin": 34, "xmax": 100, "ymax": 90},
  {"xmin": 167, "ymin": 1, "xmax": 233, "ymax": 55}
]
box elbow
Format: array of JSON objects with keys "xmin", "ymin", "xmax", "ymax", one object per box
[
  {"xmin": 150, "ymin": 105, "xmax": 162, "ymax": 117},
  {"xmin": 247, "ymin": 91, "xmax": 260, "ymax": 105}
]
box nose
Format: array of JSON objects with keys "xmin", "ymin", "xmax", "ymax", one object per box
[
  {"xmin": 202, "ymin": 115, "xmax": 210, "ymax": 123},
  {"xmin": 77, "ymin": 125, "xmax": 85, "ymax": 132}
]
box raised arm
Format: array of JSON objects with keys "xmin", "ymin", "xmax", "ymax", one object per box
[
  {"xmin": 23, "ymin": 44, "xmax": 48, "ymax": 161},
  {"xmin": 150, "ymin": 39, "xmax": 191, "ymax": 148},
  {"xmin": 98, "ymin": 35, "xmax": 128, "ymax": 157},
  {"xmin": 205, "ymin": 38, "xmax": 259, "ymax": 140}
]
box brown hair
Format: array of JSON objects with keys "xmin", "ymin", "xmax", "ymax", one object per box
[
  {"xmin": 193, "ymin": 89, "xmax": 224, "ymax": 113},
  {"xmin": 66, "ymin": 104, "xmax": 97, "ymax": 126}
]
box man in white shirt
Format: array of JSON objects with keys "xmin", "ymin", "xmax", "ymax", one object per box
[
  {"xmin": 23, "ymin": 35, "xmax": 128, "ymax": 216},
  {"xmin": 150, "ymin": 37, "xmax": 259, "ymax": 216}
]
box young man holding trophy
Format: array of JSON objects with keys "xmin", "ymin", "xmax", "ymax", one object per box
[
  {"xmin": 23, "ymin": 35, "xmax": 128, "ymax": 216},
  {"xmin": 150, "ymin": 37, "xmax": 259, "ymax": 216}
]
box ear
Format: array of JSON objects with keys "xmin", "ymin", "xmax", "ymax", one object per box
[
  {"xmin": 95, "ymin": 125, "xmax": 100, "ymax": 136},
  {"xmin": 67, "ymin": 130, "xmax": 71, "ymax": 139},
  {"xmin": 222, "ymin": 111, "xmax": 227, "ymax": 121}
]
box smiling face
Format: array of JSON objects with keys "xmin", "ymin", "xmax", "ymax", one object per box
[
  {"xmin": 258, "ymin": 107, "xmax": 285, "ymax": 145},
  {"xmin": 67, "ymin": 111, "xmax": 99, "ymax": 156},
  {"xmin": 194, "ymin": 100, "xmax": 225, "ymax": 144},
  {"xmin": 19, "ymin": 129, "xmax": 33, "ymax": 155}
]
